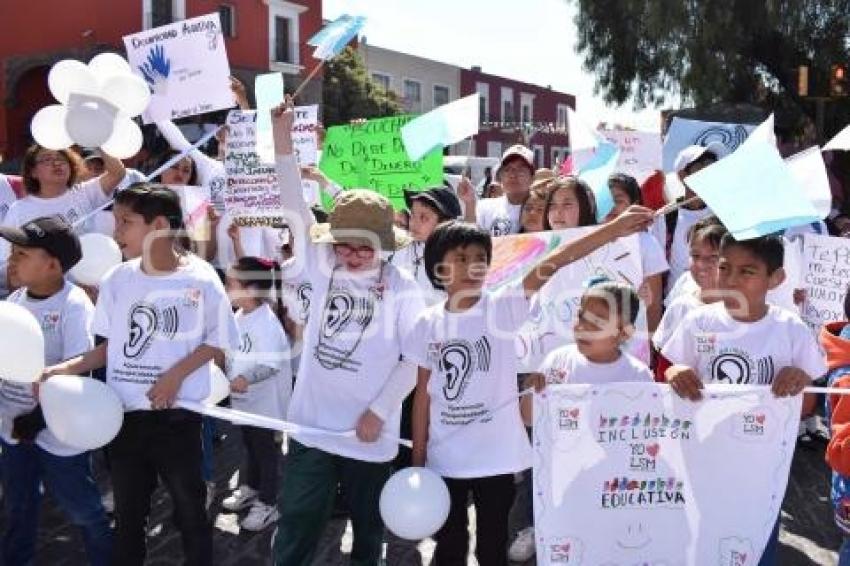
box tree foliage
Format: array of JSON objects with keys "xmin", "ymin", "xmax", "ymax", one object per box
[
  {"xmin": 321, "ymin": 47, "xmax": 403, "ymax": 126},
  {"xmin": 572, "ymin": 0, "xmax": 850, "ymax": 123}
]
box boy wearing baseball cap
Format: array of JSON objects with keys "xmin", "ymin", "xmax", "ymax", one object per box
[
  {"xmin": 460, "ymin": 144, "xmax": 535, "ymax": 236},
  {"xmin": 0, "ymin": 215, "xmax": 112, "ymax": 566}
]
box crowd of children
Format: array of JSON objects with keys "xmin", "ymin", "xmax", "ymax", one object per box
[{"xmin": 0, "ymin": 81, "xmax": 846, "ymax": 566}]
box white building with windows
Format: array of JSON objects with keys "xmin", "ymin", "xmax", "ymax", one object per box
[{"xmin": 358, "ymin": 40, "xmax": 461, "ymax": 118}]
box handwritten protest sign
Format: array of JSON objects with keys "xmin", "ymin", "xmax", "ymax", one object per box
[
  {"xmin": 224, "ymin": 111, "xmax": 282, "ymax": 225},
  {"xmin": 486, "ymin": 229, "xmax": 647, "ymax": 370},
  {"xmin": 801, "ymin": 233, "xmax": 850, "ymax": 331},
  {"xmin": 601, "ymin": 129, "xmax": 662, "ymax": 181},
  {"xmin": 292, "ymin": 105, "xmax": 319, "ymax": 166},
  {"xmin": 534, "ymin": 383, "xmax": 799, "ymax": 565},
  {"xmin": 319, "ymin": 115, "xmax": 443, "ymax": 209},
  {"xmin": 124, "ymin": 13, "xmax": 233, "ymax": 123}
]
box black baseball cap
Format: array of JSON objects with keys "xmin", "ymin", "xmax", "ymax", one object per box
[
  {"xmin": 403, "ymin": 187, "xmax": 462, "ymax": 220},
  {"xmin": 0, "ymin": 216, "xmax": 82, "ymax": 272}
]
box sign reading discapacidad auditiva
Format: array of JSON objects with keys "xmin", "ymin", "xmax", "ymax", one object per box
[{"xmin": 318, "ymin": 115, "xmax": 444, "ymax": 210}]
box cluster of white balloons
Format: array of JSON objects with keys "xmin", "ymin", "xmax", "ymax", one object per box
[
  {"xmin": 31, "ymin": 53, "xmax": 150, "ymax": 159},
  {"xmin": 0, "ymin": 303, "xmax": 123, "ymax": 450}
]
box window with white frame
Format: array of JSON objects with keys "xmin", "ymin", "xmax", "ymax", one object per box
[
  {"xmin": 404, "ymin": 79, "xmax": 422, "ymax": 113},
  {"xmin": 267, "ymin": 1, "xmax": 306, "ymax": 72},
  {"xmin": 372, "ymin": 72, "xmax": 391, "ymax": 93},
  {"xmin": 433, "ymin": 85, "xmax": 450, "ymax": 108},
  {"xmin": 476, "ymin": 82, "xmax": 490, "ymax": 122},
  {"xmin": 219, "ymin": 4, "xmax": 236, "ymax": 38},
  {"xmin": 533, "ymin": 145, "xmax": 544, "ymax": 168},
  {"xmin": 487, "ymin": 141, "xmax": 503, "ymax": 158},
  {"xmin": 556, "ymin": 104, "xmax": 569, "ymax": 131},
  {"xmin": 521, "ymin": 92, "xmax": 535, "ymax": 124},
  {"xmin": 501, "ymin": 86, "xmax": 514, "ymax": 122},
  {"xmin": 143, "ymin": 0, "xmax": 185, "ymax": 29}
]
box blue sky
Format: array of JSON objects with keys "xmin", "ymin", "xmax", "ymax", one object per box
[{"xmin": 323, "ymin": 0, "xmax": 666, "ymax": 132}]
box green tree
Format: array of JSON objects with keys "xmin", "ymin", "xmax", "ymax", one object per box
[
  {"xmin": 322, "ymin": 47, "xmax": 403, "ymax": 126},
  {"xmin": 572, "ymin": 0, "xmax": 850, "ymax": 128}
]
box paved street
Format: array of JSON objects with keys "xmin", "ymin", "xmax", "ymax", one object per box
[{"xmin": 19, "ymin": 419, "xmax": 843, "ymax": 565}]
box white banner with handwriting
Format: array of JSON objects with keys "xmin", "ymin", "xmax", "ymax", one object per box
[{"xmin": 533, "ymin": 383, "xmax": 799, "ymax": 565}]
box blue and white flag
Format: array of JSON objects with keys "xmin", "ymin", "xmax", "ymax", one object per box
[
  {"xmin": 400, "ymin": 93, "xmax": 480, "ymax": 161},
  {"xmin": 307, "ymin": 15, "xmax": 366, "ymax": 61},
  {"xmin": 578, "ymin": 141, "xmax": 620, "ymax": 222}
]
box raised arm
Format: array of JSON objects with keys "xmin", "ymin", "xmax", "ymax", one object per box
[
  {"xmin": 522, "ymin": 205, "xmax": 654, "ymax": 297},
  {"xmin": 271, "ymin": 97, "xmax": 315, "ymax": 233},
  {"xmin": 98, "ymin": 152, "xmax": 126, "ymax": 195}
]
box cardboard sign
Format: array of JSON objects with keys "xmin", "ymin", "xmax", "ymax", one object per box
[
  {"xmin": 124, "ymin": 13, "xmax": 233, "ymax": 123},
  {"xmin": 801, "ymin": 233, "xmax": 850, "ymax": 330},
  {"xmin": 534, "ymin": 383, "xmax": 799, "ymax": 565}
]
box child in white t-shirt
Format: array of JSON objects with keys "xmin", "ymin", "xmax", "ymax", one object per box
[
  {"xmin": 220, "ymin": 256, "xmax": 291, "ymax": 532},
  {"xmin": 653, "ymin": 216, "xmax": 727, "ymax": 378},
  {"xmin": 270, "ymin": 98, "xmax": 426, "ymax": 565},
  {"xmin": 662, "ymin": 232, "xmax": 826, "ymax": 566},
  {"xmin": 0, "ymin": 215, "xmax": 111, "ymax": 565},
  {"xmin": 522, "ymin": 280, "xmax": 653, "ymax": 420},
  {"xmin": 410, "ymin": 207, "xmax": 653, "ymax": 566},
  {"xmin": 44, "ymin": 184, "xmax": 239, "ymax": 565}
]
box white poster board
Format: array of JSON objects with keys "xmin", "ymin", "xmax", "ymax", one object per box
[
  {"xmin": 486, "ymin": 229, "xmax": 647, "ymax": 371},
  {"xmin": 224, "ymin": 111, "xmax": 283, "ymax": 225},
  {"xmin": 801, "ymin": 233, "xmax": 850, "ymax": 331},
  {"xmin": 601, "ymin": 130, "xmax": 662, "ymax": 182},
  {"xmin": 534, "ymin": 382, "xmax": 800, "ymax": 565},
  {"xmin": 124, "ymin": 13, "xmax": 233, "ymax": 123}
]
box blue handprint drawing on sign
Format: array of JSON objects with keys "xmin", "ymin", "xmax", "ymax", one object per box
[{"xmin": 138, "ymin": 45, "xmax": 171, "ymax": 96}]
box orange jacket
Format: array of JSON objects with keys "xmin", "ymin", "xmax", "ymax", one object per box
[{"xmin": 822, "ymin": 322, "xmax": 850, "ymax": 476}]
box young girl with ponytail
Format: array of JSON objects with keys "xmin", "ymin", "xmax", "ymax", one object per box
[{"xmin": 221, "ymin": 256, "xmax": 291, "ymax": 531}]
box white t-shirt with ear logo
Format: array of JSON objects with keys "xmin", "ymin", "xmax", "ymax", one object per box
[
  {"xmin": 92, "ymin": 255, "xmax": 240, "ymax": 411},
  {"xmin": 476, "ymin": 195, "xmax": 522, "ymax": 236},
  {"xmin": 0, "ymin": 281, "xmax": 94, "ymax": 456},
  {"xmin": 407, "ymin": 283, "xmax": 533, "ymax": 478}
]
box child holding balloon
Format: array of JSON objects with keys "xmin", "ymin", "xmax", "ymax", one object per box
[
  {"xmin": 0, "ymin": 215, "xmax": 112, "ymax": 566},
  {"xmin": 43, "ymin": 184, "xmax": 239, "ymax": 565},
  {"xmin": 221, "ymin": 256, "xmax": 291, "ymax": 532},
  {"xmin": 409, "ymin": 211, "xmax": 652, "ymax": 565}
]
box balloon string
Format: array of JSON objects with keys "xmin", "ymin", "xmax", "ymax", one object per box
[
  {"xmin": 72, "ymin": 125, "xmax": 223, "ymax": 230},
  {"xmin": 175, "ymin": 400, "xmax": 413, "ymax": 448}
]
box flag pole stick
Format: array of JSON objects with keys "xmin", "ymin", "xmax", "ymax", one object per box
[{"xmin": 292, "ymin": 60, "xmax": 326, "ymax": 100}]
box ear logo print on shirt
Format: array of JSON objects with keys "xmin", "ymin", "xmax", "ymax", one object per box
[
  {"xmin": 491, "ymin": 217, "xmax": 512, "ymax": 237},
  {"xmin": 297, "ymin": 282, "xmax": 313, "ymax": 316},
  {"xmin": 314, "ymin": 287, "xmax": 376, "ymax": 372},
  {"xmin": 240, "ymin": 332, "xmax": 253, "ymax": 354},
  {"xmin": 123, "ymin": 302, "xmax": 179, "ymax": 360},
  {"xmin": 440, "ymin": 337, "xmax": 491, "ymax": 401},
  {"xmin": 710, "ymin": 353, "xmax": 751, "ymax": 384}
]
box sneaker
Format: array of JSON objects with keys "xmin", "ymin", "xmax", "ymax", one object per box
[
  {"xmin": 241, "ymin": 501, "xmax": 280, "ymax": 531},
  {"xmin": 222, "ymin": 485, "xmax": 257, "ymax": 512},
  {"xmin": 508, "ymin": 526, "xmax": 536, "ymax": 562}
]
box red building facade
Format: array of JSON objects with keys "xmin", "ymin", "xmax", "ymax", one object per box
[
  {"xmin": 460, "ymin": 66, "xmax": 576, "ymax": 169},
  {"xmin": 0, "ymin": 0, "xmax": 323, "ymax": 164}
]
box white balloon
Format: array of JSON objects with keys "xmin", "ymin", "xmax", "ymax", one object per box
[
  {"xmin": 40, "ymin": 375, "xmax": 124, "ymax": 450},
  {"xmin": 69, "ymin": 233, "xmax": 122, "ymax": 286},
  {"xmin": 101, "ymin": 117, "xmax": 142, "ymax": 160},
  {"xmin": 204, "ymin": 365, "xmax": 230, "ymax": 406},
  {"xmin": 47, "ymin": 59, "xmax": 98, "ymax": 104},
  {"xmin": 379, "ymin": 467, "xmax": 450, "ymax": 540},
  {"xmin": 101, "ymin": 74, "xmax": 151, "ymax": 117},
  {"xmin": 65, "ymin": 94, "xmax": 117, "ymax": 148},
  {"xmin": 0, "ymin": 302, "xmax": 45, "ymax": 383},
  {"xmin": 88, "ymin": 52, "xmax": 132, "ymax": 83},
  {"xmin": 30, "ymin": 105, "xmax": 73, "ymax": 150}
]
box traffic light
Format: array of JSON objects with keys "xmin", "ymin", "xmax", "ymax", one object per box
[{"xmin": 830, "ymin": 63, "xmax": 848, "ymax": 97}]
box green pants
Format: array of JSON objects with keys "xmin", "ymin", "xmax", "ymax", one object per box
[{"xmin": 273, "ymin": 440, "xmax": 391, "ymax": 566}]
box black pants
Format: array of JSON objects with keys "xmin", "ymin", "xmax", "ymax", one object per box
[
  {"xmin": 434, "ymin": 474, "xmax": 515, "ymax": 566},
  {"xmin": 109, "ymin": 409, "xmax": 212, "ymax": 566},
  {"xmin": 239, "ymin": 425, "xmax": 279, "ymax": 505}
]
